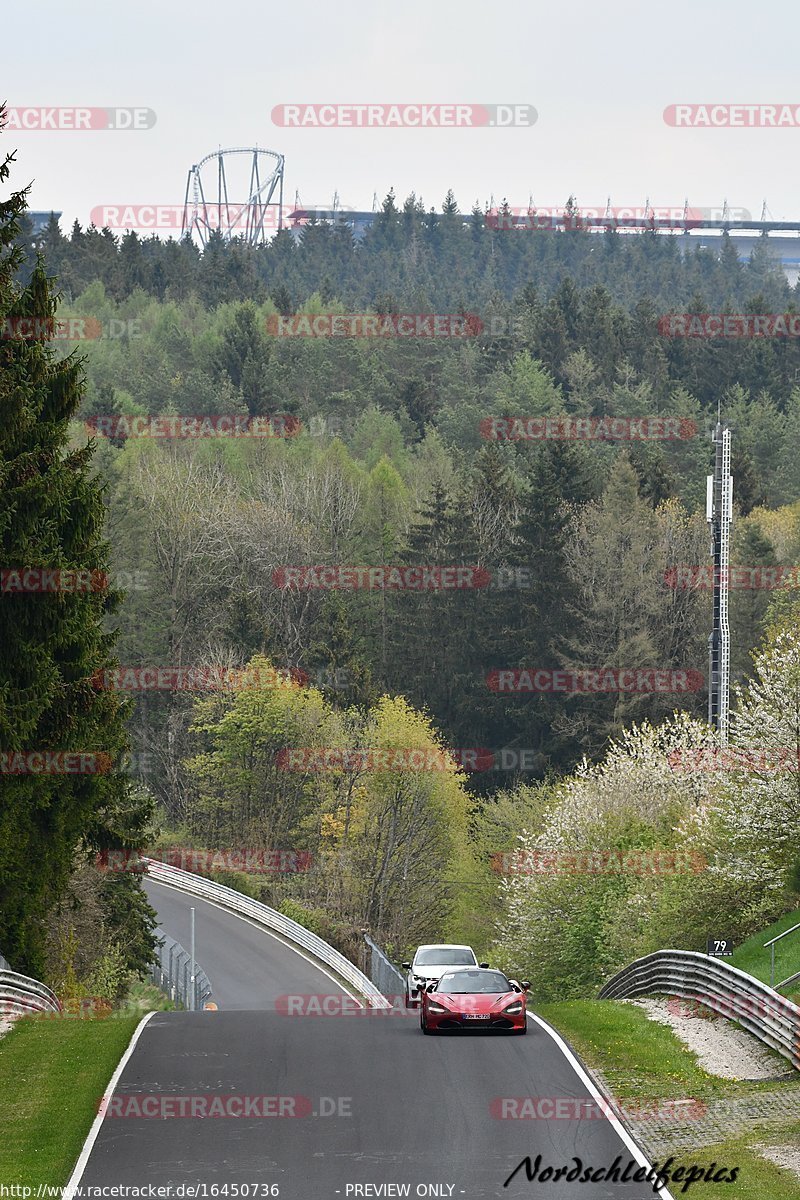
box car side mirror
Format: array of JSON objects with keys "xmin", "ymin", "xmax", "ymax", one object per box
[
  {"xmin": 426, "ymin": 981, "xmax": 437, "ymax": 992},
  {"xmin": 479, "ymin": 962, "xmax": 489, "ymax": 968},
  {"xmin": 521, "ymin": 981, "xmax": 531, "ymax": 990},
  {"xmin": 401, "ymin": 962, "xmax": 411, "ymax": 970}
]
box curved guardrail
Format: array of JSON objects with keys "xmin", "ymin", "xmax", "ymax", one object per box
[
  {"xmin": 599, "ymin": 949, "xmax": 800, "ymax": 1070},
  {"xmin": 144, "ymin": 858, "xmax": 389, "ymax": 1008},
  {"xmin": 0, "ymin": 969, "xmax": 62, "ymax": 1016}
]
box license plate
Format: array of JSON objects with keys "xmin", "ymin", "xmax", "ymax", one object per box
[{"xmin": 463, "ymin": 1014, "xmax": 490, "ymax": 1020}]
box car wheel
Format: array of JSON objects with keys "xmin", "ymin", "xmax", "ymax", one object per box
[
  {"xmin": 420, "ymin": 1010, "xmax": 431, "ymax": 1035},
  {"xmin": 514, "ymin": 1022, "xmax": 528, "ymax": 1035}
]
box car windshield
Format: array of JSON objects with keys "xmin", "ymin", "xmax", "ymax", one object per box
[
  {"xmin": 415, "ymin": 948, "xmax": 476, "ymax": 966},
  {"xmin": 437, "ymin": 970, "xmax": 511, "ymax": 993}
]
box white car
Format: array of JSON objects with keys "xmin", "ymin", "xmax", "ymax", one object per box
[{"xmin": 402, "ymin": 943, "xmax": 487, "ymax": 1007}]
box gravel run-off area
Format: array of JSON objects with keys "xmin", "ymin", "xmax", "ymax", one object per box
[{"xmin": 606, "ymin": 998, "xmax": 800, "ymax": 1171}]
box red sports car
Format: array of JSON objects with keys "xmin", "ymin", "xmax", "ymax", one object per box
[{"xmin": 419, "ymin": 967, "xmax": 530, "ymax": 1034}]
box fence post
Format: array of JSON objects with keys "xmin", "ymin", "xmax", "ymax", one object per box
[{"xmin": 190, "ymin": 906, "xmax": 196, "ymax": 1012}]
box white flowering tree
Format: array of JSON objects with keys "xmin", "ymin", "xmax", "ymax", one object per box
[
  {"xmin": 493, "ymin": 712, "xmax": 717, "ymax": 998},
  {"xmin": 493, "ymin": 609, "xmax": 800, "ymax": 999},
  {"xmin": 717, "ymin": 620, "xmax": 800, "ymax": 884}
]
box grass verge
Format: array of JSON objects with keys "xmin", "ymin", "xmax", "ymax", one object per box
[
  {"xmin": 538, "ymin": 1000, "xmax": 757, "ymax": 1102},
  {"xmin": 661, "ymin": 1140, "xmax": 800, "ymax": 1198},
  {"xmin": 539, "ymin": 999, "xmax": 800, "ymax": 1199},
  {"xmin": 0, "ymin": 1013, "xmax": 141, "ymax": 1186},
  {"xmin": 730, "ymin": 909, "xmax": 800, "ymax": 995}
]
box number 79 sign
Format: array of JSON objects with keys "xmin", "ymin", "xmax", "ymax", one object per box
[{"xmin": 707, "ymin": 938, "xmax": 734, "ymax": 956}]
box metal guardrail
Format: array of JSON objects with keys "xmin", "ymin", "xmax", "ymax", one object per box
[
  {"xmin": 363, "ymin": 933, "xmax": 406, "ymax": 1000},
  {"xmin": 0, "ymin": 968, "xmax": 62, "ymax": 1017},
  {"xmin": 599, "ymin": 949, "xmax": 800, "ymax": 1071},
  {"xmin": 150, "ymin": 927, "xmax": 213, "ymax": 1010},
  {"xmin": 144, "ymin": 859, "xmax": 389, "ymax": 1008}
]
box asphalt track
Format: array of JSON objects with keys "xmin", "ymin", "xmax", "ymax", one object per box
[{"xmin": 74, "ymin": 879, "xmax": 682, "ymax": 1199}]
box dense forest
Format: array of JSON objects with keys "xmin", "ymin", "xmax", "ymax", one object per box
[{"xmin": 4, "ymin": 131, "xmax": 800, "ymax": 996}]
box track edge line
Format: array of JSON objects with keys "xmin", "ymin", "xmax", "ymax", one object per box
[
  {"xmin": 527, "ymin": 1010, "xmax": 676, "ymax": 1200},
  {"xmin": 63, "ymin": 1009, "xmax": 158, "ymax": 1200}
]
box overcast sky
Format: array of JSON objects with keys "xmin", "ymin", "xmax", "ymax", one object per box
[{"xmin": 4, "ymin": 0, "xmax": 800, "ymax": 234}]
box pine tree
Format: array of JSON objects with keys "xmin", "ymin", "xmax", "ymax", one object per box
[
  {"xmin": 565, "ymin": 456, "xmax": 673, "ymax": 754},
  {"xmin": 387, "ymin": 482, "xmax": 459, "ymax": 717},
  {"xmin": 730, "ymin": 520, "xmax": 778, "ymax": 686},
  {"xmin": 730, "ymin": 444, "xmax": 766, "ymax": 515},
  {"xmin": 0, "ymin": 122, "xmax": 152, "ymax": 973}
]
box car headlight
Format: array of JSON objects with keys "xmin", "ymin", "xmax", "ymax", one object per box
[
  {"xmin": 504, "ymin": 1001, "xmax": 523, "ymax": 1015},
  {"xmin": 428, "ymin": 1002, "xmax": 447, "ymax": 1014}
]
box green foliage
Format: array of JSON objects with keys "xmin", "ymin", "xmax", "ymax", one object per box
[
  {"xmin": 209, "ymin": 869, "xmax": 261, "ymax": 900},
  {"xmin": 0, "ymin": 124, "xmax": 153, "ymax": 975},
  {"xmin": 181, "ymin": 658, "xmax": 478, "ymax": 951},
  {"xmin": 277, "ymin": 899, "xmax": 363, "ymax": 965},
  {"xmin": 12, "ymin": 147, "xmax": 800, "ymax": 989},
  {"xmin": 494, "ymin": 613, "xmax": 800, "ymax": 998}
]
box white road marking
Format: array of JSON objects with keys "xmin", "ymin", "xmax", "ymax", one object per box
[
  {"xmin": 526, "ymin": 1010, "xmax": 676, "ymax": 1200},
  {"xmin": 63, "ymin": 1011, "xmax": 157, "ymax": 1200}
]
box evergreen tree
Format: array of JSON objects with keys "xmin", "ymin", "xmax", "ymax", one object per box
[
  {"xmin": 475, "ymin": 443, "xmax": 590, "ymax": 776},
  {"xmin": 730, "ymin": 520, "xmax": 779, "ymax": 686},
  {"xmin": 0, "ymin": 122, "xmax": 154, "ymax": 973},
  {"xmin": 565, "ymin": 455, "xmax": 671, "ymax": 755}
]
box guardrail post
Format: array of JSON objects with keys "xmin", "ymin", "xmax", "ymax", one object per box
[{"xmin": 190, "ymin": 906, "xmax": 196, "ymax": 1012}]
